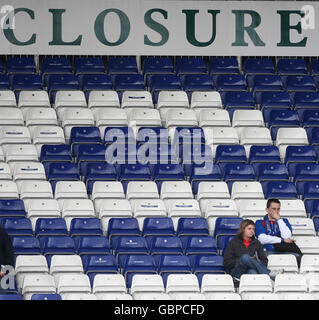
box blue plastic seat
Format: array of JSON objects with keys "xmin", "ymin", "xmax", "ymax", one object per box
[
  {"xmin": 105, "ymin": 143, "xmax": 138, "ymax": 165},
  {"xmin": 247, "ymin": 75, "xmax": 283, "ymax": 92},
  {"xmin": 149, "ymin": 74, "xmax": 181, "ymax": 93},
  {"xmin": 184, "ymin": 236, "xmax": 218, "ymax": 256},
  {"xmin": 39, "ymin": 236, "xmax": 76, "ymax": 256},
  {"xmin": 35, "ymin": 218, "xmax": 68, "ymax": 237},
  {"xmin": 300, "ymin": 181, "xmax": 319, "ymax": 202},
  {"xmin": 248, "ymin": 145, "xmax": 281, "ymax": 164},
  {"xmin": 112, "ymin": 74, "xmax": 145, "ymax": 91},
  {"xmin": 104, "ymin": 127, "xmax": 135, "ymax": 145},
  {"xmin": 11, "ymin": 236, "xmax": 41, "ymax": 255},
  {"xmin": 301, "ymin": 109, "xmax": 319, "ymax": 128},
  {"xmin": 40, "ymin": 144, "xmax": 72, "ymax": 163},
  {"xmin": 107, "ymin": 218, "xmax": 140, "ymax": 245},
  {"xmin": 285, "ymin": 145, "xmax": 317, "ymax": 168},
  {"xmin": 46, "ymin": 162, "xmax": 80, "ymax": 181},
  {"xmin": 176, "ymin": 218, "xmax": 209, "ymax": 238},
  {"xmin": 308, "ymin": 200, "xmax": 319, "ymax": 232},
  {"xmin": 180, "ymin": 144, "xmax": 214, "ymax": 168},
  {"xmin": 244, "ymin": 58, "xmax": 275, "ymax": 75},
  {"xmin": 209, "ymin": 58, "xmax": 240, "ymax": 75},
  {"xmin": 153, "ymin": 163, "xmax": 185, "ymax": 182},
  {"xmin": 142, "ymin": 217, "xmax": 175, "ymax": 238},
  {"xmin": 215, "ymin": 145, "xmax": 247, "ymax": 164},
  {"xmin": 310, "ymin": 59, "xmax": 319, "ymax": 76},
  {"xmin": 173, "ymin": 127, "xmax": 205, "ymax": 148},
  {"xmin": 70, "ymin": 218, "xmax": 103, "ymax": 237},
  {"xmin": 267, "ymin": 109, "xmax": 300, "ymax": 140},
  {"xmin": 139, "ymin": 143, "xmax": 178, "ymax": 165},
  {"xmin": 75, "ymin": 235, "xmax": 110, "ymax": 255},
  {"xmin": 1, "ymin": 218, "xmax": 33, "ymax": 236},
  {"xmin": 6, "ymin": 57, "xmax": 36, "ymax": 74},
  {"xmin": 181, "ymin": 74, "xmax": 213, "ymax": 91},
  {"xmin": 76, "ymin": 144, "xmax": 107, "ymax": 165},
  {"xmin": 176, "ymin": 58, "xmax": 207, "ymax": 75},
  {"xmin": 253, "ymin": 163, "xmax": 289, "ymax": 182},
  {"xmin": 221, "ymin": 91, "xmax": 254, "ymax": 110},
  {"xmin": 0, "ymin": 74, "xmax": 10, "ymax": 89},
  {"xmin": 70, "ymin": 126, "xmax": 102, "ymax": 155},
  {"xmin": 79, "ymin": 74, "xmax": 112, "ymax": 91},
  {"xmin": 0, "ymin": 294, "xmax": 24, "ymax": 300},
  {"xmin": 261, "ymin": 181, "xmax": 298, "ymax": 199},
  {"xmin": 41, "ymin": 57, "xmax": 72, "ymax": 75},
  {"xmin": 142, "ymin": 57, "xmax": 174, "ymax": 76},
  {"xmin": 213, "ymin": 217, "xmax": 243, "ymax": 251},
  {"xmin": 283, "ymin": 75, "xmax": 316, "ymax": 92},
  {"xmin": 291, "ymin": 163, "xmax": 319, "ymax": 186},
  {"xmin": 82, "ymin": 254, "xmax": 118, "ymax": 274},
  {"xmin": 256, "ymin": 91, "xmax": 291, "ymax": 110},
  {"xmin": 191, "ymin": 255, "xmax": 225, "ymax": 275},
  {"xmin": 222, "ymin": 163, "xmax": 255, "ymax": 183},
  {"xmin": 292, "ymin": 92, "xmax": 319, "ymax": 110},
  {"xmin": 149, "ymin": 236, "xmax": 183, "ymax": 255},
  {"xmin": 31, "ymin": 294, "xmax": 62, "ymax": 300},
  {"xmin": 136, "ymin": 127, "xmax": 169, "ymax": 145},
  {"xmin": 0, "ymin": 199, "xmax": 26, "ymax": 218},
  {"xmin": 157, "ymin": 254, "xmax": 192, "ymax": 276},
  {"xmin": 307, "ymin": 127, "xmax": 319, "ymax": 146},
  {"xmin": 46, "ymin": 74, "xmax": 79, "ymax": 92},
  {"xmin": 74, "ymin": 57, "xmax": 105, "ymax": 74},
  {"xmin": 107, "ymin": 57, "xmax": 138, "ymax": 74},
  {"xmin": 215, "ymin": 74, "xmax": 247, "ymax": 91},
  {"xmin": 114, "ymin": 236, "xmax": 148, "ymax": 263},
  {"xmin": 118, "ymin": 163, "xmax": 151, "ymax": 182},
  {"xmin": 10, "ymin": 74, "xmax": 42, "ymax": 91},
  {"xmin": 277, "ymin": 58, "xmax": 308, "ymax": 75}
]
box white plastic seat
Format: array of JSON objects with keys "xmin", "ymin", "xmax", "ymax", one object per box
[
  {"xmin": 204, "ymin": 292, "xmax": 241, "ymax": 300},
  {"xmin": 127, "ymin": 108, "xmax": 161, "ymax": 127},
  {"xmin": 22, "ymin": 274, "xmax": 56, "ymax": 300},
  {"xmin": 170, "ymin": 292, "xmax": 206, "ymax": 300},
  {"xmin": 19, "ymin": 180, "xmax": 53, "ymax": 200},
  {"xmin": 278, "ymin": 293, "xmax": 314, "ymax": 300},
  {"xmin": 238, "ymin": 274, "xmax": 273, "ymax": 297},
  {"xmin": 157, "ymin": 91, "xmax": 189, "ymax": 109},
  {"xmin": 204, "ymin": 127, "xmax": 239, "ymax": 146},
  {"xmin": 92, "ymin": 108, "xmax": 128, "ymax": 130},
  {"xmin": 300, "ymin": 255, "xmax": 319, "ymax": 275},
  {"xmin": 61, "ymin": 199, "xmax": 95, "ymax": 221},
  {"xmin": 267, "ymin": 254, "xmax": 298, "ymax": 273},
  {"xmin": 54, "ymin": 90, "xmax": 87, "ymax": 110},
  {"xmin": 289, "ymin": 217, "xmax": 316, "ymax": 236},
  {"xmin": 24, "ymin": 108, "xmax": 58, "ymax": 127},
  {"xmin": 133, "ymin": 292, "xmax": 171, "ymax": 300},
  {"xmin": 61, "ymin": 293, "xmax": 97, "ymax": 300},
  {"xmin": 0, "ymin": 181, "xmax": 18, "ymax": 198},
  {"xmin": 31, "ymin": 126, "xmax": 65, "ymax": 146},
  {"xmin": 237, "ymin": 199, "xmax": 267, "ymax": 219},
  {"xmin": 274, "ymin": 274, "xmax": 308, "ymax": 296},
  {"xmin": 54, "ymin": 181, "xmax": 88, "ymax": 202},
  {"xmin": 18, "ymin": 90, "xmax": 50, "ymax": 109},
  {"xmin": 0, "ymin": 126, "xmax": 31, "ymax": 145},
  {"xmin": 240, "ymin": 127, "xmax": 272, "ymax": 146},
  {"xmin": 130, "ymin": 274, "xmax": 165, "ymax": 297},
  {"xmin": 4, "ymin": 144, "xmax": 38, "ymax": 163},
  {"xmin": 0, "ymin": 107, "xmax": 24, "ymax": 126},
  {"xmin": 50, "ymin": 255, "xmax": 83, "ymax": 278},
  {"xmin": 0, "ymin": 147, "xmax": 4, "ymax": 162},
  {"xmin": 98, "ymin": 199, "xmax": 132, "ymax": 219},
  {"xmin": 231, "ymin": 181, "xmax": 264, "ymax": 200},
  {"xmin": 275, "ymin": 127, "xmax": 308, "ymax": 147},
  {"xmin": 0, "ymin": 90, "xmax": 17, "ymax": 107},
  {"xmin": 190, "ymin": 91, "xmax": 222, "ymax": 109},
  {"xmin": 241, "ymin": 293, "xmax": 280, "ymax": 300},
  {"xmin": 121, "ymin": 91, "xmax": 153, "ymax": 108},
  {"xmin": 294, "ymin": 236, "xmax": 319, "ymax": 254},
  {"xmin": 96, "ymin": 293, "xmax": 133, "ymax": 300},
  {"xmin": 197, "ymin": 181, "xmax": 230, "ymax": 205},
  {"xmin": 131, "ymin": 199, "xmax": 166, "ymax": 219},
  {"xmin": 160, "ymin": 181, "xmax": 193, "ymax": 200},
  {"xmin": 126, "ymin": 181, "xmax": 159, "ymax": 200},
  {"xmin": 279, "ymin": 199, "xmax": 307, "ymax": 218},
  {"xmin": 12, "ymin": 162, "xmax": 46, "ymax": 185},
  {"xmin": 166, "ymin": 274, "xmax": 200, "ymax": 295},
  {"xmin": 0, "ymin": 162, "xmax": 12, "ymax": 180},
  {"xmin": 198, "ymin": 109, "xmax": 231, "ymax": 127},
  {"xmin": 232, "ymin": 110, "xmax": 264, "ymax": 128},
  {"xmin": 57, "ymin": 274, "xmax": 91, "ymax": 295},
  {"xmin": 165, "ymin": 108, "xmax": 197, "ymax": 129},
  {"xmin": 93, "ymin": 274, "xmax": 126, "ymax": 296},
  {"xmin": 308, "ymin": 274, "xmax": 319, "ymax": 299},
  {"xmin": 88, "ymin": 90, "xmax": 120, "ymax": 109},
  {"xmin": 200, "ymin": 274, "xmax": 235, "ymax": 294},
  {"xmin": 91, "ymin": 181, "xmax": 125, "ymax": 203}
]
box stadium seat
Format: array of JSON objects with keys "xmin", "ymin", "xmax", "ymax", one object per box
[
  {"xmin": 184, "ymin": 236, "xmax": 218, "ymax": 256},
  {"xmin": 244, "ymin": 58, "xmax": 275, "ymax": 75},
  {"xmin": 25, "ymin": 107, "xmax": 58, "ymax": 127},
  {"xmin": 130, "ymin": 274, "xmax": 165, "ymax": 298},
  {"xmin": 166, "ymin": 274, "xmax": 200, "ymax": 299},
  {"xmin": 160, "ymin": 181, "xmax": 192, "ymax": 200},
  {"xmin": 238, "ymin": 274, "xmax": 273, "ymax": 299},
  {"xmin": 283, "ymin": 75, "xmax": 316, "ymax": 92},
  {"xmin": 142, "ymin": 57, "xmax": 174, "ymax": 76},
  {"xmin": 22, "ymin": 274, "xmax": 56, "ymax": 300},
  {"xmin": 57, "ymin": 274, "xmax": 91, "ymax": 296},
  {"xmin": 292, "ymin": 91, "xmax": 319, "ymax": 110},
  {"xmin": 19, "ymin": 181, "xmax": 53, "ymax": 200},
  {"xmin": 246, "ymin": 75, "xmax": 283, "ymax": 92},
  {"xmin": 75, "ymin": 57, "xmax": 105, "ymax": 74},
  {"xmin": 113, "ymin": 74, "xmax": 145, "ymax": 92},
  {"xmin": 69, "ymin": 218, "xmax": 103, "ymax": 237},
  {"xmin": 267, "ymin": 254, "xmax": 298, "ymax": 273},
  {"xmin": 0, "ymin": 107, "xmax": 24, "ymax": 126},
  {"xmin": 11, "ymin": 235, "xmax": 41, "ymax": 255},
  {"xmin": 294, "ymin": 236, "xmax": 319, "ymax": 254},
  {"xmin": 75, "ymin": 236, "xmax": 110, "ymax": 255},
  {"xmin": 18, "ymin": 90, "xmax": 50, "ymax": 109},
  {"xmin": 231, "ymin": 181, "xmax": 264, "ymax": 200},
  {"xmin": 107, "ymin": 57, "xmax": 138, "ymax": 74},
  {"xmin": 142, "ymin": 217, "xmax": 175, "ymax": 238},
  {"xmin": 248, "ymin": 145, "xmax": 281, "ymax": 164},
  {"xmin": 82, "ymin": 254, "xmax": 118, "ymax": 275},
  {"xmin": 121, "ymin": 90, "xmax": 153, "ymax": 109},
  {"xmin": 237, "ymin": 199, "xmax": 267, "ymax": 219},
  {"xmin": 190, "ymin": 91, "xmax": 222, "ymax": 110},
  {"xmin": 41, "ymin": 57, "xmax": 72, "ymax": 75},
  {"xmin": 253, "ymin": 162, "xmax": 289, "ymax": 182},
  {"xmin": 274, "ymin": 274, "xmax": 308, "ymax": 299},
  {"xmin": 31, "ymin": 293, "xmax": 62, "ymax": 300},
  {"xmin": 209, "ymin": 58, "xmax": 240, "ymax": 75},
  {"xmin": 88, "ymin": 90, "xmax": 120, "ymax": 109},
  {"xmin": 277, "ymin": 58, "xmax": 308, "ymax": 75},
  {"xmin": 78, "ymin": 73, "xmax": 112, "ymax": 92},
  {"xmin": 6, "ymin": 57, "xmax": 36, "ymax": 74},
  {"xmin": 198, "ymin": 109, "xmax": 231, "ymax": 127},
  {"xmin": 215, "ymin": 74, "xmax": 247, "ymax": 91},
  {"xmin": 256, "ymin": 91, "xmax": 291, "ymax": 111},
  {"xmin": 35, "ymin": 218, "xmax": 68, "ymax": 237},
  {"xmin": 5, "ymin": 144, "xmax": 38, "ymax": 164},
  {"xmin": 261, "ymin": 181, "xmax": 298, "ymax": 199},
  {"xmin": 2, "ymin": 217, "xmax": 33, "ymax": 236},
  {"xmin": 0, "ymin": 126, "xmax": 31, "ymax": 145}
]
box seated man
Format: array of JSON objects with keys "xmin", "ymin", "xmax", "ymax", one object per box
[{"xmin": 255, "ymin": 198, "xmax": 302, "ymax": 266}]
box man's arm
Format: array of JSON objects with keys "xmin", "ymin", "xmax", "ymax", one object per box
[
  {"xmin": 277, "ymin": 218, "xmax": 292, "ymax": 239},
  {"xmin": 255, "ymin": 220, "xmax": 282, "ymax": 245}
]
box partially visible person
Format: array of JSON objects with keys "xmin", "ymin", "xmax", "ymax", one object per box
[
  {"xmin": 0, "ymin": 226, "xmax": 14, "ymax": 292},
  {"xmin": 223, "ymin": 219, "xmax": 283, "ymax": 281},
  {"xmin": 255, "ymin": 198, "xmax": 302, "ymax": 266}
]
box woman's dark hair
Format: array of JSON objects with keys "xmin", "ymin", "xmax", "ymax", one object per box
[
  {"xmin": 266, "ymin": 198, "xmax": 281, "ymax": 208},
  {"xmin": 237, "ymin": 219, "xmax": 255, "ymax": 239}
]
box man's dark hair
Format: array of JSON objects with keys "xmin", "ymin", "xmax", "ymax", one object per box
[{"xmin": 266, "ymin": 198, "xmax": 281, "ymax": 208}]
